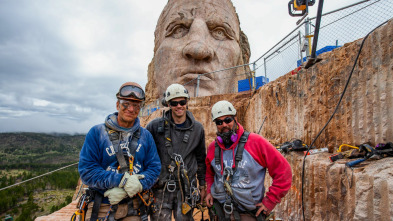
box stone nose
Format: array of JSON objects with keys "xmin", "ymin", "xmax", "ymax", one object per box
[
  {"xmin": 182, "ymin": 19, "xmax": 214, "ymax": 62},
  {"xmin": 182, "ymin": 41, "xmax": 214, "ymax": 62}
]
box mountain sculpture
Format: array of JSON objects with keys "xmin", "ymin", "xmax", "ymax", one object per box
[{"xmin": 145, "ymin": 0, "xmax": 251, "ymax": 102}]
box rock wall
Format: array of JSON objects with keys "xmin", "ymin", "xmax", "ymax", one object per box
[
  {"xmin": 259, "ymin": 19, "xmax": 393, "ymax": 221},
  {"xmin": 36, "ymin": 19, "xmax": 393, "ymax": 221},
  {"xmin": 143, "ymin": 19, "xmax": 393, "ymax": 221}
]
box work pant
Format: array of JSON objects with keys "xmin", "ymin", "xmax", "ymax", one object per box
[
  {"xmin": 209, "ymin": 210, "xmax": 259, "ymax": 221},
  {"xmin": 210, "ymin": 200, "xmax": 263, "ymax": 221},
  {"xmin": 230, "ymin": 213, "xmax": 258, "ymax": 221},
  {"xmin": 85, "ymin": 203, "xmax": 141, "ymax": 221},
  {"xmin": 150, "ymin": 188, "xmax": 193, "ymax": 221}
]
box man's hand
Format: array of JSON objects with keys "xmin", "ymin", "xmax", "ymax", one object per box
[
  {"xmin": 255, "ymin": 202, "xmax": 270, "ymax": 217},
  {"xmin": 119, "ymin": 173, "xmax": 145, "ymax": 198},
  {"xmin": 205, "ymin": 193, "xmax": 214, "ymax": 207},
  {"xmin": 200, "ymin": 188, "xmax": 206, "ymax": 204},
  {"xmin": 104, "ymin": 187, "xmax": 127, "ymax": 205}
]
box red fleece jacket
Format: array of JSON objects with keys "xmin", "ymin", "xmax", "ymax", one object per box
[{"xmin": 205, "ymin": 123, "xmax": 292, "ymax": 211}]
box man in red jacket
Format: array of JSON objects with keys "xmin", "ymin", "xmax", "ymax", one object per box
[{"xmin": 205, "ymin": 100, "xmax": 292, "ymax": 221}]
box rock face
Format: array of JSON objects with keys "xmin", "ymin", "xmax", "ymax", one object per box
[
  {"xmin": 36, "ymin": 19, "xmax": 393, "ymax": 221},
  {"xmin": 259, "ymin": 19, "xmax": 393, "ymax": 221},
  {"xmin": 143, "ymin": 19, "xmax": 393, "ymax": 221},
  {"xmin": 35, "ymin": 200, "xmax": 79, "ymax": 221},
  {"xmin": 273, "ymin": 153, "xmax": 393, "ymax": 221},
  {"xmin": 144, "ymin": 0, "xmax": 251, "ymax": 103},
  {"xmin": 35, "ymin": 180, "xmax": 85, "ymax": 221}
]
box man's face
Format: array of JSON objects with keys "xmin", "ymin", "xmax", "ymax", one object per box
[
  {"xmin": 169, "ymin": 97, "xmax": 188, "ymax": 118},
  {"xmin": 154, "ymin": 0, "xmax": 242, "ymax": 97},
  {"xmin": 215, "ymin": 115, "xmax": 235, "ymax": 133},
  {"xmin": 116, "ymin": 99, "xmax": 142, "ymax": 127}
]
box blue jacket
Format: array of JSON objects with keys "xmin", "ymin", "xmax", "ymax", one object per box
[{"xmin": 79, "ymin": 113, "xmax": 161, "ymax": 199}]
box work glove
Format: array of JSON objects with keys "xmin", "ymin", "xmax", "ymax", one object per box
[
  {"xmin": 104, "ymin": 187, "xmax": 127, "ymax": 205},
  {"xmin": 119, "ymin": 173, "xmax": 144, "ymax": 198}
]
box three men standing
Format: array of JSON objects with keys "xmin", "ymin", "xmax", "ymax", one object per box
[
  {"xmin": 79, "ymin": 82, "xmax": 291, "ymax": 221},
  {"xmin": 147, "ymin": 84, "xmax": 207, "ymax": 221}
]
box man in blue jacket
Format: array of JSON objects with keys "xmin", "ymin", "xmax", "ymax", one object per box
[{"xmin": 79, "ymin": 82, "xmax": 161, "ymax": 221}]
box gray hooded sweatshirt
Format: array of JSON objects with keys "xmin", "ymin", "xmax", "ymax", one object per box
[{"xmin": 146, "ymin": 110, "xmax": 206, "ymax": 187}]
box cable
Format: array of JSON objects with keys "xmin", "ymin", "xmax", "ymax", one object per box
[
  {"xmin": 0, "ymin": 162, "xmax": 79, "ymax": 192},
  {"xmin": 300, "ymin": 19, "xmax": 389, "ymax": 221}
]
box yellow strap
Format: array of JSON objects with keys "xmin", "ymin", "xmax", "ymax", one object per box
[
  {"xmin": 338, "ymin": 144, "xmax": 359, "ymax": 152},
  {"xmin": 128, "ymin": 155, "xmax": 153, "ymax": 206},
  {"xmin": 129, "ymin": 155, "xmax": 134, "ymax": 172}
]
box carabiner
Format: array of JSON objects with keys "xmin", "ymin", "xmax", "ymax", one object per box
[
  {"xmin": 223, "ymin": 167, "xmax": 233, "ymax": 182},
  {"xmin": 223, "ymin": 202, "xmax": 233, "ymax": 214},
  {"xmin": 77, "ymin": 193, "xmax": 87, "ymax": 211},
  {"xmin": 167, "ymin": 180, "xmax": 177, "ymax": 192},
  {"xmin": 174, "ymin": 153, "xmax": 184, "ymax": 166}
]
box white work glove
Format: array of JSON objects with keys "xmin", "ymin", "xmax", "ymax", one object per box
[
  {"xmin": 104, "ymin": 187, "xmax": 127, "ymax": 205},
  {"xmin": 119, "ymin": 173, "xmax": 144, "ymax": 198}
]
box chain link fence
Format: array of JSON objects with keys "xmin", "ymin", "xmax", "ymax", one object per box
[
  {"xmin": 257, "ymin": 0, "xmax": 393, "ymax": 81},
  {"xmin": 140, "ymin": 0, "xmax": 393, "ymax": 117}
]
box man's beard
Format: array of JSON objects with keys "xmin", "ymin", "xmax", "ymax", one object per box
[
  {"xmin": 217, "ymin": 123, "xmax": 237, "ymax": 146},
  {"xmin": 217, "ymin": 130, "xmax": 236, "ymax": 146}
]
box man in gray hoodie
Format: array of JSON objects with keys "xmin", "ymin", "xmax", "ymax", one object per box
[{"xmin": 146, "ymin": 83, "xmax": 206, "ymax": 221}]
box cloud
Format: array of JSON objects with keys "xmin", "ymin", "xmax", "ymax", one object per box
[{"xmin": 0, "ymin": 0, "xmax": 167, "ymax": 133}]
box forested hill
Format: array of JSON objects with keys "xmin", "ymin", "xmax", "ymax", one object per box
[
  {"xmin": 0, "ymin": 132, "xmax": 86, "ymax": 221},
  {"xmin": 0, "ymin": 132, "xmax": 86, "ymax": 168}
]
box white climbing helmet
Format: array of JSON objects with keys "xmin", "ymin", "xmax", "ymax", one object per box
[
  {"xmin": 164, "ymin": 84, "xmax": 190, "ymax": 102},
  {"xmin": 211, "ymin": 100, "xmax": 237, "ymax": 121}
]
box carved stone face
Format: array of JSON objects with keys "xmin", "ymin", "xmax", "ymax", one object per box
[{"xmin": 153, "ymin": 0, "xmax": 243, "ymax": 98}]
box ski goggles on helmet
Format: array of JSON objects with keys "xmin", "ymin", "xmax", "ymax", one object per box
[
  {"xmin": 214, "ymin": 117, "xmax": 234, "ymax": 126},
  {"xmin": 117, "ymin": 85, "xmax": 145, "ymax": 101}
]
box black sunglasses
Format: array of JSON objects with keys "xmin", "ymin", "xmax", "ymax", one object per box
[
  {"xmin": 215, "ymin": 117, "xmax": 234, "ymax": 126},
  {"xmin": 169, "ymin": 99, "xmax": 187, "ymax": 107}
]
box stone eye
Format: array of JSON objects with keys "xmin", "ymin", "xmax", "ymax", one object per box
[
  {"xmin": 169, "ymin": 25, "xmax": 189, "ymax": 39},
  {"xmin": 211, "ymin": 27, "xmax": 229, "ymax": 41}
]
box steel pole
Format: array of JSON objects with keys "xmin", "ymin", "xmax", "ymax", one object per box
[{"xmin": 196, "ymin": 74, "xmax": 200, "ymax": 97}]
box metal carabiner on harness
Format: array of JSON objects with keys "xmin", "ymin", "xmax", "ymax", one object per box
[
  {"xmin": 190, "ymin": 180, "xmax": 200, "ymax": 207},
  {"xmin": 174, "ymin": 153, "xmax": 184, "ymax": 167},
  {"xmin": 77, "ymin": 194, "xmax": 87, "ymax": 211},
  {"xmin": 166, "ymin": 164, "xmax": 177, "ymax": 192},
  {"xmin": 167, "ymin": 180, "xmax": 177, "ymax": 192},
  {"xmin": 223, "ymin": 167, "xmax": 233, "ymax": 180},
  {"xmin": 223, "ymin": 201, "xmax": 233, "ymax": 214},
  {"xmin": 71, "ymin": 193, "xmax": 88, "ymax": 221},
  {"xmin": 223, "ymin": 167, "xmax": 234, "ymax": 196}
]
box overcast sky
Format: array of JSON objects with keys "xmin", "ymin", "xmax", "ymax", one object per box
[{"xmin": 0, "ymin": 0, "xmax": 360, "ymax": 134}]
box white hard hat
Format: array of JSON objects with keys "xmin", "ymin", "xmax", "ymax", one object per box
[
  {"xmin": 164, "ymin": 84, "xmax": 190, "ymax": 102},
  {"xmin": 211, "ymin": 100, "xmax": 236, "ymax": 121}
]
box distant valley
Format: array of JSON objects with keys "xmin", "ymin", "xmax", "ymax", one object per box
[{"xmin": 0, "ymin": 132, "xmax": 85, "ymax": 221}]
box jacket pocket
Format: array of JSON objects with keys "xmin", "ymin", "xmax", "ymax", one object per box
[
  {"xmin": 232, "ymin": 187, "xmax": 257, "ymax": 211},
  {"xmin": 211, "ymin": 181, "xmax": 226, "ymax": 202}
]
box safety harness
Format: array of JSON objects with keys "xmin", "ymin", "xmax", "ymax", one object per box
[
  {"xmin": 157, "ymin": 117, "xmax": 201, "ymax": 215},
  {"xmin": 211, "ymin": 131, "xmax": 266, "ymax": 221},
  {"xmin": 72, "ymin": 127, "xmax": 155, "ymax": 221}
]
